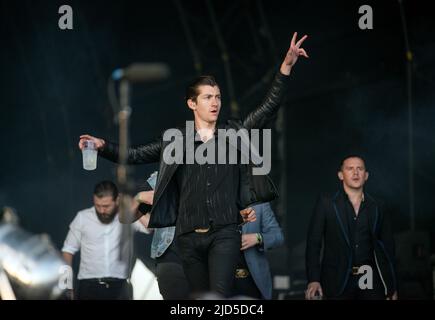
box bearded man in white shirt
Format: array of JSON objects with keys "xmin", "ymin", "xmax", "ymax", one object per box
[{"xmin": 62, "ymin": 180, "xmax": 147, "ymax": 300}]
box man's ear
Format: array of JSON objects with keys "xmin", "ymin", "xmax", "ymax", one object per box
[
  {"xmin": 187, "ymin": 99, "xmax": 196, "ymax": 111},
  {"xmin": 338, "ymin": 171, "xmax": 344, "ymax": 181},
  {"xmin": 364, "ymin": 171, "xmax": 369, "ymax": 182}
]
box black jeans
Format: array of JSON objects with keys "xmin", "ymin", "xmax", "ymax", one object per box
[
  {"xmin": 332, "ymin": 269, "xmax": 386, "ymax": 300},
  {"xmin": 177, "ymin": 223, "xmax": 241, "ymax": 298},
  {"xmin": 233, "ymin": 275, "xmax": 262, "ymax": 299},
  {"xmin": 155, "ymin": 246, "xmax": 191, "ymax": 300},
  {"xmin": 76, "ymin": 278, "xmax": 132, "ymax": 300}
]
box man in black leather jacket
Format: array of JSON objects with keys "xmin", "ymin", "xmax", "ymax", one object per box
[{"xmin": 78, "ymin": 32, "xmax": 308, "ymax": 297}]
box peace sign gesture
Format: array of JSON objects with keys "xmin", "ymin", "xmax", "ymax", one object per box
[{"xmin": 280, "ymin": 32, "xmax": 309, "ymax": 75}]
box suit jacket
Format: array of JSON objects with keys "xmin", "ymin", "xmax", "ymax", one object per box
[
  {"xmin": 242, "ymin": 202, "xmax": 284, "ymax": 299},
  {"xmin": 305, "ymin": 189, "xmax": 397, "ymax": 298},
  {"xmin": 99, "ymin": 71, "xmax": 289, "ymax": 228}
]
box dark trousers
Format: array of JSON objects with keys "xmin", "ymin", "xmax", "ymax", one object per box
[
  {"xmin": 233, "ymin": 253, "xmax": 262, "ymax": 299},
  {"xmin": 332, "ymin": 270, "xmax": 386, "ymax": 300},
  {"xmin": 76, "ymin": 278, "xmax": 132, "ymax": 300},
  {"xmin": 155, "ymin": 247, "xmax": 190, "ymax": 300},
  {"xmin": 234, "ymin": 275, "xmax": 262, "ymax": 299},
  {"xmin": 177, "ymin": 224, "xmax": 241, "ymax": 298}
]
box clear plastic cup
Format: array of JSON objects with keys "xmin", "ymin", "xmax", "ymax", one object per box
[
  {"xmin": 82, "ymin": 140, "xmax": 97, "ymax": 170},
  {"xmin": 147, "ymin": 171, "xmax": 158, "ymax": 189}
]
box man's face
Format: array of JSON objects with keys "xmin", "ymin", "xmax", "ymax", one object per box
[
  {"xmin": 338, "ymin": 157, "xmax": 369, "ymax": 190},
  {"xmin": 93, "ymin": 195, "xmax": 118, "ymax": 224},
  {"xmin": 188, "ymin": 85, "xmax": 221, "ymax": 124}
]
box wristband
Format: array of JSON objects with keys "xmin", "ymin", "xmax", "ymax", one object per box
[{"xmin": 256, "ymin": 233, "xmax": 263, "ymax": 245}]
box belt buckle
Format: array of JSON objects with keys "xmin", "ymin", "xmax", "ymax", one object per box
[
  {"xmin": 235, "ymin": 268, "xmax": 249, "ymax": 279},
  {"xmin": 194, "ymin": 227, "xmax": 210, "ymax": 233},
  {"xmin": 98, "ymin": 279, "xmax": 109, "ymax": 288},
  {"xmin": 352, "ymin": 266, "xmax": 360, "ymax": 275}
]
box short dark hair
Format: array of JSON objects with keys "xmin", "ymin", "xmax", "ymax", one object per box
[
  {"xmin": 339, "ymin": 154, "xmax": 367, "ymax": 171},
  {"xmin": 185, "ymin": 75, "xmax": 219, "ymax": 102},
  {"xmin": 93, "ymin": 181, "xmax": 118, "ymax": 200}
]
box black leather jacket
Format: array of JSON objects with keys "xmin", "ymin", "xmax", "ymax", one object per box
[{"xmin": 99, "ymin": 71, "xmax": 290, "ymax": 228}]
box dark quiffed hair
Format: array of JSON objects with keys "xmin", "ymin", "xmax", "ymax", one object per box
[
  {"xmin": 185, "ymin": 75, "xmax": 219, "ymax": 102},
  {"xmin": 93, "ymin": 180, "xmax": 118, "ymax": 200},
  {"xmin": 339, "ymin": 154, "xmax": 367, "ymax": 171}
]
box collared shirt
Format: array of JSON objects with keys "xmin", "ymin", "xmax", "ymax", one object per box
[
  {"xmin": 62, "ymin": 206, "xmax": 148, "ymax": 280},
  {"xmin": 175, "ymin": 129, "xmax": 242, "ymax": 235},
  {"xmin": 343, "ymin": 192, "xmax": 374, "ymax": 266}
]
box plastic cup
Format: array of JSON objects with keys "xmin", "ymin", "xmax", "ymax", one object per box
[
  {"xmin": 82, "ymin": 140, "xmax": 97, "ymax": 170},
  {"xmin": 147, "ymin": 171, "xmax": 158, "ymax": 189}
]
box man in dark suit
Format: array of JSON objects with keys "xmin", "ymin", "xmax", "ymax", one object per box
[{"xmin": 305, "ymin": 155, "xmax": 397, "ymax": 300}]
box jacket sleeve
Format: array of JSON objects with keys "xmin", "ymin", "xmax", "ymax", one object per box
[
  {"xmin": 306, "ymin": 195, "xmax": 326, "ymax": 283},
  {"xmin": 258, "ymin": 203, "xmax": 284, "ymax": 252},
  {"xmin": 378, "ymin": 203, "xmax": 397, "ymax": 289},
  {"xmin": 378, "ymin": 204, "xmax": 396, "ymax": 260},
  {"xmin": 98, "ymin": 138, "xmax": 161, "ymax": 164},
  {"xmin": 242, "ymin": 71, "xmax": 290, "ymax": 130}
]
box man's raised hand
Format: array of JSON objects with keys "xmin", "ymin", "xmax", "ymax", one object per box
[{"xmin": 280, "ymin": 32, "xmax": 309, "ymax": 75}]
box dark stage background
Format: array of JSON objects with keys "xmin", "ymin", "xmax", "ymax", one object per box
[{"xmin": 1, "ymin": 0, "xmax": 434, "ymax": 299}]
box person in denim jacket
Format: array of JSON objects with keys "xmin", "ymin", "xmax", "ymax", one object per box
[{"xmin": 139, "ymin": 171, "xmax": 190, "ymax": 299}]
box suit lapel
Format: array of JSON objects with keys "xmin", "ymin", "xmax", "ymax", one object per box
[
  {"xmin": 332, "ymin": 191, "xmax": 351, "ymax": 248},
  {"xmin": 362, "ymin": 193, "xmax": 378, "ymax": 235}
]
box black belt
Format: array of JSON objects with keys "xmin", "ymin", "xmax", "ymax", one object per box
[
  {"xmin": 80, "ymin": 278, "xmax": 126, "ymax": 289},
  {"xmin": 80, "ymin": 278, "xmax": 126, "ymax": 283},
  {"xmin": 235, "ymin": 268, "xmax": 250, "ymax": 279},
  {"xmin": 194, "ymin": 227, "xmax": 210, "ymax": 233},
  {"xmin": 351, "ymin": 262, "xmax": 375, "ymax": 275},
  {"xmin": 351, "ymin": 265, "xmax": 372, "ymax": 275},
  {"xmin": 352, "ymin": 266, "xmax": 360, "ymax": 275}
]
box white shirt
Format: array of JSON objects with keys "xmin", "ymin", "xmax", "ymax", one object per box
[{"xmin": 62, "ymin": 206, "xmax": 148, "ymax": 280}]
